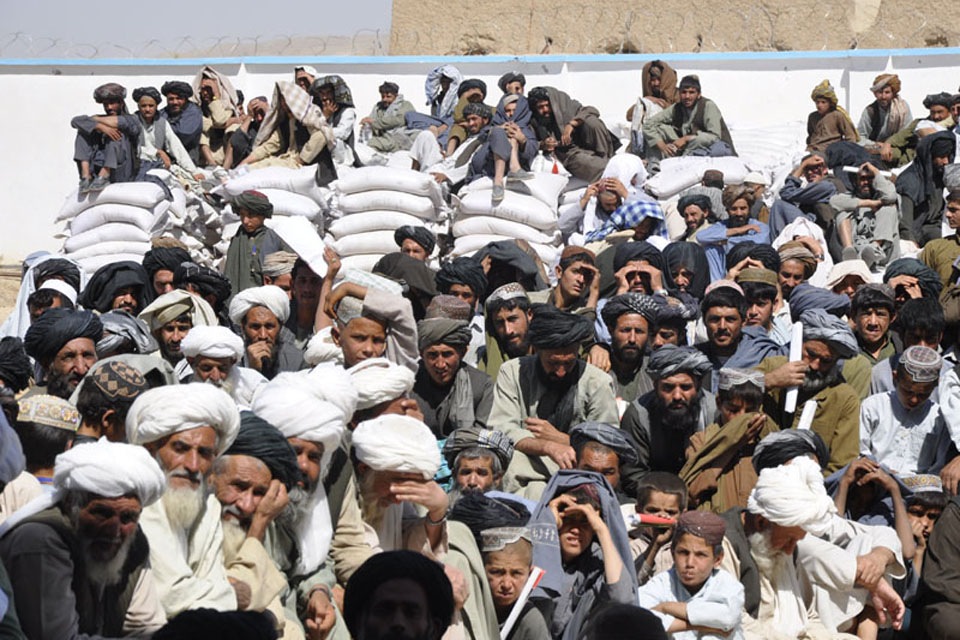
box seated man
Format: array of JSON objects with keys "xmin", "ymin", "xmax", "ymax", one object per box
[
  {"xmin": 132, "ymin": 86, "xmax": 203, "ymax": 180},
  {"xmin": 311, "ymin": 76, "xmax": 360, "ymax": 167},
  {"xmin": 74, "ymin": 359, "xmax": 149, "ymax": 442},
  {"xmin": 620, "ymin": 345, "xmax": 714, "ymax": 493},
  {"xmin": 194, "ymin": 66, "xmax": 242, "ymax": 167},
  {"xmin": 499, "ymin": 71, "xmax": 526, "ymax": 95},
  {"xmin": 137, "ymin": 289, "xmax": 217, "ymax": 366},
  {"xmin": 412, "ymin": 296, "xmax": 494, "ymax": 437},
  {"xmin": 142, "ymin": 242, "xmax": 191, "ymax": 297},
  {"xmin": 914, "ymin": 490, "xmax": 960, "ymax": 638},
  {"xmin": 226, "ymin": 95, "xmax": 268, "ymax": 169},
  {"xmin": 830, "ymin": 162, "xmax": 900, "ymax": 268},
  {"xmin": 13, "ymin": 395, "xmax": 79, "ymax": 487},
  {"xmin": 570, "ymin": 421, "xmax": 638, "ymax": 500},
  {"xmin": 488, "ymin": 306, "xmax": 618, "ymax": 499},
  {"xmin": 72, "ymin": 82, "xmax": 141, "ymax": 193},
  {"xmin": 261, "ymin": 251, "xmax": 298, "ymax": 296},
  {"xmin": 895, "ymin": 130, "xmax": 955, "ymax": 246},
  {"xmin": 180, "ymin": 325, "xmax": 267, "ymax": 409},
  {"xmin": 359, "ymin": 81, "xmax": 417, "ymax": 154},
  {"xmin": 883, "ymin": 92, "xmax": 954, "ymax": 169},
  {"xmin": 480, "ymin": 283, "xmax": 534, "ymax": 381},
  {"xmin": 757, "ymin": 309, "xmax": 861, "ymax": 473},
  {"xmin": 678, "ymin": 193, "xmax": 714, "ymax": 241},
  {"xmin": 160, "ymin": 80, "xmax": 204, "ymax": 164},
  {"xmin": 223, "ymin": 190, "xmax": 288, "ymax": 297},
  {"xmin": 228, "ymin": 285, "xmax": 305, "ymax": 380},
  {"xmin": 23, "ymin": 308, "xmax": 102, "ymax": 399},
  {"xmin": 0, "ymin": 439, "xmax": 167, "ymax": 638},
  {"xmin": 860, "ymin": 346, "xmax": 951, "ymax": 476},
  {"xmin": 527, "ymin": 86, "xmax": 620, "ymax": 182},
  {"xmin": 857, "ymin": 74, "xmax": 913, "ymax": 166},
  {"xmin": 681, "ymin": 368, "xmax": 778, "ymax": 512},
  {"xmin": 408, "ymin": 101, "xmax": 492, "ymax": 185},
  {"xmin": 806, "ymin": 79, "xmax": 859, "ymax": 152},
  {"xmin": 697, "ymin": 186, "xmax": 769, "ymax": 282},
  {"xmin": 558, "ymin": 179, "xmax": 626, "ymax": 242},
  {"xmin": 870, "ymin": 296, "xmax": 945, "ymax": 394},
  {"xmin": 642, "ymin": 75, "xmax": 735, "ymax": 163},
  {"xmin": 680, "ymin": 170, "xmax": 726, "ymax": 224},
  {"xmin": 530, "ymin": 246, "xmax": 599, "ymax": 318},
  {"xmin": 598, "ymin": 292, "xmax": 660, "ymax": 405},
  {"xmin": 126, "ymin": 383, "xmax": 241, "ymax": 616},
  {"xmin": 638, "ymin": 511, "xmax": 744, "ymax": 639},
  {"xmin": 79, "ymin": 261, "xmax": 150, "ymax": 315},
  {"xmin": 442, "ymin": 426, "xmax": 514, "ymax": 496},
  {"xmin": 394, "ymin": 226, "xmax": 436, "ymax": 262},
  {"xmin": 768, "ymin": 153, "xmax": 840, "ymax": 239},
  {"xmin": 920, "ymin": 188, "xmax": 960, "ymax": 286},
  {"xmin": 468, "ymin": 94, "xmax": 539, "ymax": 202},
  {"xmin": 850, "ymin": 284, "xmax": 898, "ymax": 366}
]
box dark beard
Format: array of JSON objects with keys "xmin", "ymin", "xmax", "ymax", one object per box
[
  {"xmin": 613, "ymin": 343, "xmax": 644, "ymax": 370},
  {"xmin": 802, "ymin": 365, "xmax": 840, "ymax": 394},
  {"xmin": 651, "ymin": 392, "xmax": 700, "ymax": 433},
  {"xmin": 501, "ymin": 335, "xmax": 531, "ymax": 359},
  {"xmin": 46, "ymin": 368, "xmax": 82, "ymax": 399}
]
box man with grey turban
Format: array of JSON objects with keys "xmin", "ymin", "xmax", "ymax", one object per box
[
  {"xmin": 228, "ymin": 285, "xmax": 305, "ymax": 380},
  {"xmin": 620, "ymin": 345, "xmax": 716, "ymax": 494},
  {"xmin": 0, "ymin": 439, "xmax": 168, "ymax": 638},
  {"xmin": 600, "ymin": 292, "xmax": 662, "ymax": 403},
  {"xmin": 442, "ymin": 426, "xmax": 514, "ymax": 494},
  {"xmin": 96, "ymin": 309, "xmax": 159, "ymax": 358},
  {"xmin": 71, "ymin": 82, "xmax": 141, "ymax": 193},
  {"xmin": 487, "ymin": 305, "xmax": 618, "ymax": 500},
  {"xmin": 757, "ymin": 308, "xmax": 861, "ymax": 473},
  {"xmin": 570, "ymin": 421, "xmax": 637, "ymax": 496},
  {"xmin": 24, "ymin": 308, "xmax": 103, "ymax": 399},
  {"xmin": 394, "ymin": 225, "xmax": 436, "ymax": 261},
  {"xmin": 261, "ymin": 250, "xmax": 298, "ymax": 297},
  {"xmin": 411, "ymin": 295, "xmax": 494, "ymax": 437}
]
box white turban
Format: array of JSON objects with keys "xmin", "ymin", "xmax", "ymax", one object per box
[
  {"xmin": 352, "ymin": 415, "xmax": 441, "ymax": 480},
  {"xmin": 348, "ymin": 357, "xmax": 415, "ymax": 410},
  {"xmin": 180, "ymin": 325, "xmax": 244, "ymax": 360},
  {"xmin": 228, "ymin": 285, "xmax": 290, "ymax": 325},
  {"xmin": 39, "ymin": 278, "xmax": 79, "ymax": 305},
  {"xmin": 304, "ymin": 327, "xmax": 344, "ymax": 366},
  {"xmin": 126, "ymin": 383, "xmax": 241, "ymax": 455},
  {"xmin": 0, "ymin": 438, "xmax": 166, "ymax": 537},
  {"xmin": 138, "ymin": 289, "xmax": 218, "ymax": 332},
  {"xmin": 747, "ymin": 455, "xmax": 836, "ymax": 536}
]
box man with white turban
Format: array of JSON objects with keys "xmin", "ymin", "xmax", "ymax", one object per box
[
  {"xmin": 351, "ymin": 414, "xmax": 448, "ymax": 554},
  {"xmin": 0, "ymin": 439, "xmax": 168, "ymax": 638},
  {"xmin": 348, "ymin": 357, "xmax": 419, "ymax": 424},
  {"xmin": 251, "ymin": 366, "xmax": 372, "ymax": 634},
  {"xmin": 138, "ymin": 289, "xmax": 218, "ymax": 367},
  {"xmin": 719, "ymin": 456, "xmax": 905, "ymax": 639},
  {"xmin": 228, "ymin": 285, "xmax": 305, "ymax": 380},
  {"xmin": 126, "ymin": 383, "xmax": 241, "ymax": 616},
  {"xmin": 757, "ymin": 309, "xmax": 862, "ymax": 473},
  {"xmin": 180, "ymin": 325, "xmax": 267, "ymax": 409}
]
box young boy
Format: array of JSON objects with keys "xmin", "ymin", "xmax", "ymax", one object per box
[
  {"xmin": 895, "ymin": 474, "xmax": 949, "ymax": 607},
  {"xmin": 223, "ymin": 189, "xmax": 288, "ymax": 297},
  {"xmin": 626, "ymin": 472, "xmax": 687, "ymax": 585},
  {"xmin": 481, "ymin": 526, "xmax": 550, "ymax": 640},
  {"xmin": 638, "ymin": 510, "xmax": 744, "ymax": 639}
]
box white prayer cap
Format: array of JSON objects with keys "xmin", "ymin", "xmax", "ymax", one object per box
[
  {"xmin": 352, "ymin": 415, "xmax": 441, "ymax": 479},
  {"xmin": 252, "ymin": 370, "xmax": 348, "ymax": 449},
  {"xmin": 347, "ymin": 357, "xmax": 415, "ymax": 410},
  {"xmin": 39, "ymin": 278, "xmax": 78, "ymax": 305},
  {"xmin": 747, "ymin": 455, "xmax": 836, "ymax": 536},
  {"xmin": 180, "ymin": 325, "xmax": 244, "ymax": 360},
  {"xmin": 126, "ymin": 383, "xmax": 240, "ymax": 455},
  {"xmin": 824, "ymin": 259, "xmax": 874, "ymax": 291},
  {"xmin": 742, "ymin": 171, "xmax": 769, "ymax": 187},
  {"xmin": 304, "ymin": 327, "xmax": 344, "ymax": 366},
  {"xmin": 228, "ymin": 285, "xmax": 290, "ymax": 326},
  {"xmin": 294, "ymin": 64, "xmax": 319, "ymax": 77}
]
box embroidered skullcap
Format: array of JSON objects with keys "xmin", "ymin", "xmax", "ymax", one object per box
[
  {"xmin": 675, "ymin": 511, "xmax": 726, "ymax": 547},
  {"xmin": 901, "ymin": 473, "xmax": 943, "ymax": 494},
  {"xmin": 481, "ymin": 526, "xmax": 531, "ymax": 553},
  {"xmin": 485, "ymin": 283, "xmax": 528, "ymax": 310},
  {"xmin": 718, "ymin": 368, "xmax": 765, "ymax": 392},
  {"xmin": 898, "ymin": 345, "xmax": 942, "ymax": 383},
  {"xmin": 88, "ymin": 360, "xmax": 148, "ymax": 401},
  {"xmin": 17, "ymin": 395, "xmax": 80, "ymax": 432}
]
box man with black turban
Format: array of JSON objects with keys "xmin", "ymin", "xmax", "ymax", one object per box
[
  {"xmin": 160, "ymin": 80, "xmax": 204, "ymax": 163},
  {"xmin": 896, "ymin": 130, "xmax": 956, "ymax": 245},
  {"xmin": 142, "ymin": 243, "xmax": 192, "ymax": 296},
  {"xmin": 210, "ymin": 411, "xmax": 304, "ymax": 635},
  {"xmin": 487, "ymin": 305, "xmax": 618, "ymax": 499},
  {"xmin": 598, "ymin": 292, "xmax": 663, "ymax": 404},
  {"xmin": 71, "ymin": 82, "xmax": 141, "ymax": 193},
  {"xmin": 344, "ymin": 550, "xmax": 454, "ymax": 640},
  {"xmin": 527, "ymin": 86, "xmax": 620, "ymax": 182},
  {"xmin": 411, "ymin": 296, "xmax": 494, "ymax": 437},
  {"xmin": 32, "ymin": 258, "xmax": 82, "ymax": 296},
  {"xmin": 394, "ymin": 225, "xmax": 436, "ymax": 262},
  {"xmin": 436, "ymin": 257, "xmax": 488, "ymax": 312},
  {"xmin": 360, "ymin": 81, "xmax": 417, "ymax": 154},
  {"xmin": 175, "ymin": 261, "xmax": 233, "ymax": 320},
  {"xmin": 224, "ymin": 190, "xmax": 288, "ymax": 297},
  {"xmin": 79, "ymin": 260, "xmax": 151, "ymax": 314},
  {"xmin": 884, "ymin": 92, "xmax": 955, "ymax": 170},
  {"xmin": 23, "ymin": 308, "xmax": 103, "ymax": 399},
  {"xmin": 884, "ymin": 257, "xmax": 944, "ymax": 308},
  {"xmin": 498, "ymin": 72, "xmax": 526, "ymax": 95},
  {"xmin": 442, "ymin": 79, "xmax": 488, "ymax": 155},
  {"xmin": 0, "ymin": 337, "xmax": 32, "ymax": 393}
]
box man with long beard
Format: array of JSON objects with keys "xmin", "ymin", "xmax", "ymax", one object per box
[
  {"xmin": 0, "ymin": 438, "xmax": 168, "ymax": 638},
  {"xmin": 180, "ymin": 325, "xmax": 267, "ymax": 409},
  {"xmin": 23, "ymin": 308, "xmax": 103, "ymax": 399},
  {"xmin": 125, "ymin": 383, "xmax": 241, "ymax": 616},
  {"xmin": 758, "ymin": 309, "xmax": 861, "ymax": 473},
  {"xmin": 619, "ymin": 345, "xmax": 714, "ymax": 497}
]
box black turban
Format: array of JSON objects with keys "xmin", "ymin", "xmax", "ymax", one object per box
[
  {"xmin": 33, "ymin": 258, "xmax": 81, "ymax": 294},
  {"xmin": 378, "ymin": 81, "xmax": 399, "ymax": 94},
  {"xmin": 373, "ymin": 253, "xmax": 438, "ymax": 300},
  {"xmin": 436, "ymin": 257, "xmax": 488, "ymax": 302},
  {"xmin": 463, "ymin": 102, "xmax": 493, "ymax": 119},
  {"xmin": 458, "ymin": 78, "xmax": 487, "ymax": 99},
  {"xmin": 450, "ymin": 491, "xmax": 530, "ymax": 547},
  {"xmin": 613, "ymin": 241, "xmax": 664, "ymax": 272},
  {"xmin": 752, "ymin": 430, "xmax": 829, "ymax": 473},
  {"xmin": 930, "ymin": 135, "xmax": 956, "ymax": 159},
  {"xmin": 344, "ymin": 551, "xmax": 454, "ymax": 640},
  {"xmin": 725, "ymin": 241, "xmax": 781, "ymax": 273},
  {"xmin": 132, "ymin": 86, "xmax": 161, "ymax": 104},
  {"xmin": 79, "ymin": 261, "xmax": 150, "ymax": 313},
  {"xmin": 93, "ymin": 82, "xmax": 126, "ymax": 103},
  {"xmin": 527, "ymin": 304, "xmax": 594, "ymax": 349},
  {"xmin": 152, "ymin": 609, "xmax": 277, "ymax": 640},
  {"xmin": 527, "ymin": 86, "xmax": 550, "ymax": 106},
  {"xmin": 142, "ymin": 246, "xmax": 192, "ymax": 279},
  {"xmin": 677, "ymin": 193, "xmax": 712, "ymax": 216},
  {"xmin": 601, "ymin": 292, "xmax": 660, "ymax": 328},
  {"xmin": 923, "ymin": 92, "xmax": 953, "ymax": 109},
  {"xmin": 663, "ymin": 242, "xmax": 711, "ymax": 299},
  {"xmin": 228, "ymin": 412, "xmax": 301, "ymax": 491},
  {"xmin": 174, "ymin": 262, "xmax": 232, "ymax": 310},
  {"xmin": 883, "ymin": 258, "xmax": 943, "ymax": 300},
  {"xmin": 498, "ymin": 72, "xmax": 526, "ymax": 93},
  {"xmin": 0, "ymin": 337, "xmax": 32, "ymax": 392},
  {"xmin": 161, "ymin": 81, "xmax": 193, "ymax": 99},
  {"xmin": 24, "ymin": 308, "xmax": 103, "ymax": 365},
  {"xmin": 233, "ymin": 190, "xmax": 273, "ymax": 217},
  {"xmin": 394, "ymin": 225, "xmax": 436, "ymax": 254}
]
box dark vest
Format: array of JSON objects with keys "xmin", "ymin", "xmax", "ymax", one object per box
[
  {"xmin": 670, "ymin": 98, "xmax": 736, "ymax": 154},
  {"xmin": 16, "ymin": 507, "xmax": 150, "ymax": 636}
]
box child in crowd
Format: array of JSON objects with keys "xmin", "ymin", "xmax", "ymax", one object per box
[
  {"xmin": 895, "ymin": 475, "xmax": 949, "ymax": 609},
  {"xmin": 627, "ymin": 471, "xmax": 688, "ymax": 584},
  {"xmin": 638, "ymin": 510, "xmax": 744, "ymax": 639},
  {"xmin": 480, "ymin": 526, "xmax": 550, "ymax": 640}
]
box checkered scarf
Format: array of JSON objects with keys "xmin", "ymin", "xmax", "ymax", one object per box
[
  {"xmin": 254, "ymin": 81, "xmax": 335, "ymax": 150},
  {"xmin": 585, "ymin": 199, "xmax": 667, "ymax": 242}
]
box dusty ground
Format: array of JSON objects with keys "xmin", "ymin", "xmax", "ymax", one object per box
[{"xmin": 0, "ymin": 274, "xmax": 20, "ymax": 324}]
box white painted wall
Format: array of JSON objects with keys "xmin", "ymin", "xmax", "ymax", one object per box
[{"xmin": 2, "ymin": 48, "xmax": 959, "ymax": 261}]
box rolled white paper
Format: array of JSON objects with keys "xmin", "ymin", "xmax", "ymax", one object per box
[
  {"xmin": 784, "ymin": 321, "xmax": 803, "ymax": 414},
  {"xmin": 797, "ymin": 400, "xmax": 818, "ymax": 430},
  {"xmin": 501, "ymin": 566, "xmax": 545, "ymax": 639}
]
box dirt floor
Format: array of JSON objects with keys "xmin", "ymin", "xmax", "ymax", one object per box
[{"xmin": 0, "ymin": 273, "xmax": 21, "ymax": 324}]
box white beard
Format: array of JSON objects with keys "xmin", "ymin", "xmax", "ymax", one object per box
[
  {"xmin": 221, "ymin": 518, "xmax": 247, "ymax": 562},
  {"xmin": 358, "ymin": 469, "xmax": 387, "ymax": 530},
  {"xmin": 748, "ymin": 530, "xmax": 793, "ymax": 581},
  {"xmin": 162, "ymin": 483, "xmax": 206, "ymax": 532},
  {"xmin": 83, "ymin": 534, "xmax": 135, "ymax": 588}
]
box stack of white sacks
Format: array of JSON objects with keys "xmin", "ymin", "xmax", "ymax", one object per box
[
  {"xmin": 452, "ymin": 173, "xmax": 568, "ymax": 266},
  {"xmin": 327, "ymin": 167, "xmax": 446, "ymax": 272}
]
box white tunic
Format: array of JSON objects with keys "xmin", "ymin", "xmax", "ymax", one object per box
[
  {"xmin": 859, "ymin": 391, "xmax": 951, "ymax": 475},
  {"xmin": 638, "ymin": 567, "xmax": 745, "ymax": 639}
]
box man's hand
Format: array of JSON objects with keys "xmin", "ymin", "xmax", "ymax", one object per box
[
  {"xmin": 764, "ymin": 360, "xmax": 807, "ymax": 389},
  {"xmin": 588, "ymin": 344, "xmax": 611, "ymax": 372},
  {"xmin": 360, "ymin": 117, "xmax": 373, "ymax": 127},
  {"xmin": 793, "ymin": 235, "xmax": 822, "ymax": 257},
  {"xmin": 323, "ymin": 281, "xmax": 366, "ymax": 320},
  {"xmin": 657, "ymin": 141, "xmax": 675, "ymax": 158},
  {"xmin": 856, "ymin": 547, "xmax": 893, "ymax": 591},
  {"xmin": 95, "ymin": 122, "xmax": 122, "ymax": 141},
  {"xmin": 725, "ymin": 256, "xmax": 766, "ymax": 281},
  {"xmin": 323, "ymin": 246, "xmax": 342, "ymax": 283},
  {"xmin": 193, "ymin": 172, "xmax": 206, "ymax": 181},
  {"xmin": 870, "ymin": 578, "xmax": 905, "ymax": 630},
  {"xmin": 740, "ymin": 413, "xmax": 767, "ymax": 446},
  {"xmin": 543, "ymin": 440, "xmax": 577, "ymax": 469},
  {"xmin": 526, "ymin": 417, "xmax": 569, "ymax": 444},
  {"xmin": 602, "ymin": 177, "xmax": 630, "ymax": 199},
  {"xmin": 911, "ymin": 518, "xmax": 928, "ymax": 549},
  {"xmin": 887, "ymin": 274, "xmax": 922, "ymax": 300},
  {"xmin": 636, "ymin": 263, "xmax": 664, "ymax": 292},
  {"xmin": 394, "ymin": 398, "xmax": 425, "ymax": 421},
  {"xmin": 431, "ymin": 172, "xmax": 449, "ymax": 184},
  {"xmin": 156, "ymin": 149, "xmax": 172, "ymax": 169},
  {"xmin": 443, "ymin": 565, "xmax": 470, "ymax": 611},
  {"xmin": 542, "ymin": 136, "xmax": 558, "ymax": 153},
  {"xmin": 940, "ymin": 454, "xmax": 960, "ymax": 495},
  {"xmin": 304, "ymin": 589, "xmax": 337, "ymax": 640},
  {"xmin": 879, "ymin": 142, "xmax": 894, "ymax": 164},
  {"xmin": 248, "ymin": 480, "xmax": 289, "ymax": 541},
  {"xmin": 860, "ymin": 162, "xmax": 879, "ymax": 177},
  {"xmin": 614, "ymin": 264, "xmax": 637, "ymax": 294},
  {"xmin": 561, "ymin": 122, "xmax": 576, "ymax": 146},
  {"xmin": 246, "ymin": 341, "xmax": 273, "ymax": 372},
  {"xmin": 480, "ymin": 254, "xmax": 493, "ymax": 275},
  {"xmin": 673, "ymin": 135, "xmax": 690, "ymax": 150},
  {"xmin": 729, "ymin": 224, "xmax": 762, "ymax": 237},
  {"xmin": 228, "ymin": 578, "xmax": 252, "ymax": 610},
  {"xmin": 391, "ymin": 479, "xmax": 448, "ymax": 518}
]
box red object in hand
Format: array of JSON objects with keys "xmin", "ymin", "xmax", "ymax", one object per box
[
  {"xmin": 552, "ymin": 160, "xmax": 559, "ymax": 174},
  {"xmin": 636, "ymin": 514, "xmax": 676, "ymax": 527}
]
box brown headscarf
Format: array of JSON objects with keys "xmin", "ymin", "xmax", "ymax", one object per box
[
  {"xmin": 721, "ymin": 185, "xmax": 755, "ymax": 212},
  {"xmin": 778, "ymin": 241, "xmax": 818, "ymax": 278},
  {"xmin": 642, "ymin": 60, "xmax": 678, "ymax": 104}
]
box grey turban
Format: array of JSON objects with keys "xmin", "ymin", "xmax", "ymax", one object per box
[
  {"xmin": 93, "ymin": 83, "xmax": 126, "ymax": 103},
  {"xmin": 97, "ymin": 310, "xmax": 159, "ymax": 357},
  {"xmin": 416, "ymin": 318, "xmax": 472, "ymax": 353},
  {"xmin": 601, "ymin": 293, "xmax": 660, "ymax": 329},
  {"xmin": 569, "ymin": 421, "xmax": 638, "ymax": 465},
  {"xmin": 800, "ymin": 309, "xmax": 858, "ymax": 359},
  {"xmin": 463, "ymin": 102, "xmax": 493, "ymax": 120},
  {"xmin": 645, "ymin": 344, "xmax": 711, "ymax": 381},
  {"xmin": 442, "ymin": 426, "xmax": 515, "ymax": 471}
]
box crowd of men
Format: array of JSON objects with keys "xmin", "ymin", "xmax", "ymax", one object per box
[{"xmin": 1, "ymin": 59, "xmax": 960, "ymax": 640}]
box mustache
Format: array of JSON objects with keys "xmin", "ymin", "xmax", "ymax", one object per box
[{"xmin": 167, "ymin": 468, "xmax": 202, "ymax": 484}]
